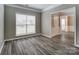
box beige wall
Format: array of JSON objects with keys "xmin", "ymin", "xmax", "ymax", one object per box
[
  {"xmin": 60, "ymin": 15, "xmax": 74, "ymax": 32},
  {"xmin": 66, "ymin": 16, "xmax": 74, "ymax": 32},
  {"xmin": 52, "ymin": 15, "xmax": 60, "ymax": 37},
  {"xmin": 51, "ymin": 15, "xmax": 74, "ymax": 37}
]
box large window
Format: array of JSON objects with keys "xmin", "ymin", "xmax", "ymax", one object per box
[{"xmin": 16, "ymin": 13, "xmax": 36, "ymax": 36}]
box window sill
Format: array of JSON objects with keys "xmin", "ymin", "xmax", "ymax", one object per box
[{"xmin": 15, "ymin": 33, "xmax": 36, "ymax": 37}]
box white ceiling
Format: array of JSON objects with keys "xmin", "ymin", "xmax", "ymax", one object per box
[
  {"xmin": 23, "ymin": 4, "xmax": 62, "ymax": 12},
  {"xmin": 27, "ymin": 4, "xmax": 52, "ymax": 10},
  {"xmin": 6, "ymin": 4, "xmax": 62, "ymax": 12}
]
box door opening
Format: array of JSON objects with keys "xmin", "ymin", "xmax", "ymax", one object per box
[{"xmin": 51, "ymin": 7, "xmax": 76, "ymax": 47}]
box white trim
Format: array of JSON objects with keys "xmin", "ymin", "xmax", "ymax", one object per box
[
  {"xmin": 42, "ymin": 4, "xmax": 62, "ymax": 12},
  {"xmin": 5, "ymin": 4, "xmax": 41, "ymax": 13},
  {"xmin": 41, "ymin": 34, "xmax": 52, "ymax": 38},
  {"xmin": 74, "ymin": 7, "xmax": 77, "ymax": 46},
  {"xmin": 52, "ymin": 33, "xmax": 61, "ymax": 37},
  {"xmin": 74, "ymin": 45, "xmax": 79, "ymax": 48},
  {"xmin": 5, "ymin": 33, "xmax": 41, "ymax": 42},
  {"xmin": 0, "ymin": 42, "xmax": 4, "ymax": 54}
]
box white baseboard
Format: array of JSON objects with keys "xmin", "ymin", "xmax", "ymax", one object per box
[
  {"xmin": 41, "ymin": 33, "xmax": 61, "ymax": 38},
  {"xmin": 74, "ymin": 44, "xmax": 79, "ymax": 48},
  {"xmin": 5, "ymin": 33, "xmax": 41, "ymax": 42},
  {"xmin": 52, "ymin": 33, "xmax": 61, "ymax": 37},
  {"xmin": 0, "ymin": 42, "xmax": 4, "ymax": 54},
  {"xmin": 41, "ymin": 34, "xmax": 52, "ymax": 38}
]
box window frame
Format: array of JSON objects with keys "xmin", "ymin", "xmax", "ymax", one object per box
[{"xmin": 15, "ymin": 13, "xmax": 36, "ymax": 36}]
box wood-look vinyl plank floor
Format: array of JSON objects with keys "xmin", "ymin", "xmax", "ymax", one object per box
[{"xmin": 1, "ymin": 32, "xmax": 79, "ymax": 55}]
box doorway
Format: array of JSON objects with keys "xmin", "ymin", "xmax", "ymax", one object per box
[
  {"xmin": 60, "ymin": 16, "xmax": 66, "ymax": 32},
  {"xmin": 51, "ymin": 7, "xmax": 76, "ymax": 46}
]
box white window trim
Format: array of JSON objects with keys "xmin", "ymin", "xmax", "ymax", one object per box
[{"xmin": 16, "ymin": 13, "xmax": 36, "ymax": 36}]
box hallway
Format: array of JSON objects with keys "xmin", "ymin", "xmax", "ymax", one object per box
[{"xmin": 1, "ymin": 32, "xmax": 79, "ymax": 55}]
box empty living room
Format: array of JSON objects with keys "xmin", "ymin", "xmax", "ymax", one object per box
[{"xmin": 0, "ymin": 4, "xmax": 79, "ymax": 55}]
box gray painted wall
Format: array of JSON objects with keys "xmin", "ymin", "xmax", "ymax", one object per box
[
  {"xmin": 42, "ymin": 4, "xmax": 79, "ymax": 45},
  {"xmin": 4, "ymin": 5, "xmax": 41, "ymax": 39},
  {"xmin": 0, "ymin": 4, "xmax": 4, "ymax": 51}
]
